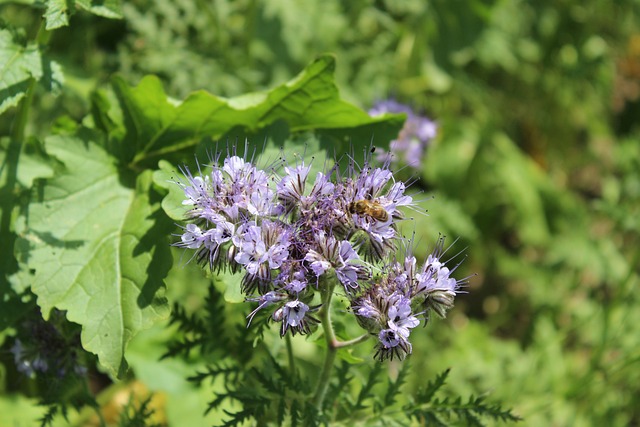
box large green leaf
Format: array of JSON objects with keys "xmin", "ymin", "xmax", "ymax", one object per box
[
  {"xmin": 17, "ymin": 131, "xmax": 171, "ymax": 378},
  {"xmin": 0, "ymin": 29, "xmax": 63, "ymax": 115},
  {"xmin": 110, "ymin": 54, "xmax": 404, "ymax": 167}
]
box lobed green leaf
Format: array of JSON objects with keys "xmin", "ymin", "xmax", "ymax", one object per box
[
  {"xmin": 16, "ymin": 131, "xmax": 172, "ymax": 378},
  {"xmin": 109, "ymin": 54, "xmax": 404, "ymax": 168}
]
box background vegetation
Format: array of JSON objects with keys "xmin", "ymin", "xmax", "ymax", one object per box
[{"xmin": 1, "ymin": 0, "xmax": 639, "ymax": 425}]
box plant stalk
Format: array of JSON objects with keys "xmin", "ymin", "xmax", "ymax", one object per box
[
  {"xmin": 285, "ymin": 332, "xmax": 295, "ymax": 373},
  {"xmin": 313, "ymin": 277, "xmax": 337, "ymax": 412}
]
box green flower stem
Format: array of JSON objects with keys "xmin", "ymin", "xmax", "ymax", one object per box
[
  {"xmin": 313, "ymin": 278, "xmax": 371, "ymax": 411},
  {"xmin": 334, "ymin": 333, "xmax": 370, "ymax": 348},
  {"xmin": 285, "ymin": 332, "xmax": 295, "ymax": 373},
  {"xmin": 313, "ymin": 277, "xmax": 338, "ymax": 411}
]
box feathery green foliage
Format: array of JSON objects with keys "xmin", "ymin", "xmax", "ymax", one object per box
[{"xmin": 2, "ymin": 0, "xmax": 639, "ymax": 425}]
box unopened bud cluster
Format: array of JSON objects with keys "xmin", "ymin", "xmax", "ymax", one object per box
[{"xmin": 175, "ymin": 149, "xmax": 462, "ymax": 360}]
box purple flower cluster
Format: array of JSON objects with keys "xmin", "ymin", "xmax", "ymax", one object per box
[
  {"xmin": 369, "ymin": 99, "xmax": 437, "ymax": 169},
  {"xmin": 175, "ymin": 150, "xmax": 462, "ymax": 360},
  {"xmin": 351, "ymin": 237, "xmax": 464, "ymax": 360}
]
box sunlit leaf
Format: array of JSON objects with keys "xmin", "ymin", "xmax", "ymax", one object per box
[
  {"xmin": 109, "ymin": 54, "xmax": 404, "ymax": 167},
  {"xmin": 75, "ymin": 0, "xmax": 123, "ymax": 19},
  {"xmin": 44, "ymin": 0, "xmax": 70, "ymax": 30},
  {"xmin": 17, "ymin": 131, "xmax": 172, "ymax": 378}
]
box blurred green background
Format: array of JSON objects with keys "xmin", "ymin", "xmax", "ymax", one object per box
[{"xmin": 3, "ymin": 0, "xmax": 640, "ymax": 425}]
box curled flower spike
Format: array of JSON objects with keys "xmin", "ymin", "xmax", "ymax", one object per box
[
  {"xmin": 335, "ymin": 160, "xmax": 415, "ymax": 261},
  {"xmin": 351, "ymin": 237, "xmax": 463, "ymax": 361}
]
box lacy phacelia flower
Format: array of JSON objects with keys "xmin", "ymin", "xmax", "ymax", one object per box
[
  {"xmin": 274, "ymin": 300, "xmax": 320, "ymax": 336},
  {"xmin": 351, "ymin": 238, "xmax": 463, "ymax": 361},
  {"xmin": 233, "ymin": 220, "xmax": 292, "ymax": 293},
  {"xmin": 304, "ymin": 232, "xmax": 370, "ymax": 292},
  {"xmin": 174, "ymin": 150, "xmax": 462, "ymax": 361},
  {"xmin": 337, "ymin": 163, "xmax": 413, "ymax": 260},
  {"xmin": 369, "ymin": 99, "xmax": 437, "ymax": 169}
]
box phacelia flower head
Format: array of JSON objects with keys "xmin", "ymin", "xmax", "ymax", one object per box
[
  {"xmin": 173, "ymin": 145, "xmax": 464, "ymax": 359},
  {"xmin": 369, "ymin": 99, "xmax": 437, "ymax": 169},
  {"xmin": 350, "ymin": 237, "xmax": 463, "ymax": 361},
  {"xmin": 304, "ymin": 231, "xmax": 371, "ymax": 293},
  {"xmin": 335, "ymin": 159, "xmax": 415, "ymax": 261}
]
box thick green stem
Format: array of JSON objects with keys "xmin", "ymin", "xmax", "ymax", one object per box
[
  {"xmin": 313, "ymin": 278, "xmax": 338, "ymax": 411},
  {"xmin": 285, "ymin": 332, "xmax": 295, "ymax": 373},
  {"xmin": 312, "ymin": 278, "xmax": 374, "ymax": 411}
]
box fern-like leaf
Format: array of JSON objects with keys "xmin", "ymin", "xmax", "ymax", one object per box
[
  {"xmin": 219, "ymin": 408, "xmax": 257, "ymax": 427},
  {"xmin": 419, "ymin": 368, "xmax": 450, "ymax": 403},
  {"xmin": 353, "ymin": 364, "xmax": 383, "ymax": 411},
  {"xmin": 188, "ymin": 362, "xmax": 241, "ymax": 387},
  {"xmin": 382, "ymin": 361, "xmax": 410, "ymax": 409},
  {"xmin": 117, "ymin": 393, "xmax": 161, "ymax": 427},
  {"xmin": 406, "ymin": 377, "xmax": 522, "ymax": 426},
  {"xmin": 326, "ymin": 361, "xmax": 354, "ymax": 412},
  {"xmin": 38, "ymin": 405, "xmax": 60, "ymax": 427},
  {"xmin": 162, "ymin": 285, "xmax": 229, "ymax": 360}
]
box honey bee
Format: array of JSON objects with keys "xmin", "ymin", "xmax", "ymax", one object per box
[{"xmin": 348, "ymin": 199, "xmax": 389, "ymax": 222}]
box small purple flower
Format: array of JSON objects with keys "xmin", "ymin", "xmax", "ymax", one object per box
[
  {"xmin": 379, "ymin": 329, "xmax": 401, "ymax": 348},
  {"xmin": 211, "ymin": 220, "xmax": 235, "ymax": 245},
  {"xmin": 274, "ymin": 300, "xmax": 320, "ymax": 336},
  {"xmin": 375, "ymin": 328, "xmax": 413, "ymax": 361},
  {"xmin": 278, "ymin": 164, "xmax": 311, "ymax": 208},
  {"xmin": 234, "ymin": 220, "xmax": 292, "ymax": 281},
  {"xmin": 283, "ymin": 300, "xmax": 308, "ymax": 327},
  {"xmin": 308, "ymin": 172, "xmax": 335, "ymax": 200},
  {"xmin": 387, "ymin": 295, "xmax": 419, "ymax": 338},
  {"xmin": 181, "ymin": 175, "xmax": 209, "ymax": 206},
  {"xmin": 304, "ymin": 232, "xmax": 370, "ymax": 292},
  {"xmin": 178, "ymin": 224, "xmax": 208, "ymax": 249},
  {"xmin": 284, "ymin": 274, "xmax": 308, "ymax": 294},
  {"xmin": 335, "ymin": 240, "xmax": 362, "ymax": 290},
  {"xmin": 246, "ymin": 291, "xmax": 288, "ymax": 326},
  {"xmin": 233, "ymin": 224, "xmax": 267, "ymax": 276}
]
